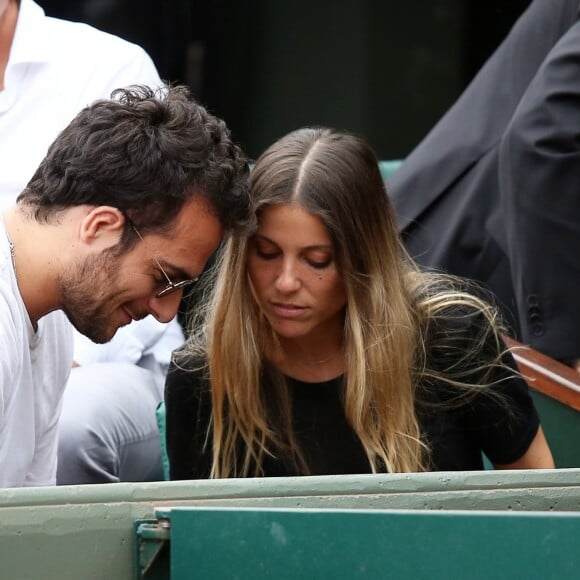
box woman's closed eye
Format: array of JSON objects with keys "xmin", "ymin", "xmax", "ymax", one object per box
[
  {"xmin": 307, "ymin": 257, "xmax": 332, "ymax": 269},
  {"xmin": 252, "ymin": 237, "xmax": 280, "ymax": 260},
  {"xmin": 251, "ymin": 236, "xmax": 334, "ymax": 269},
  {"xmin": 304, "ymin": 247, "xmax": 334, "ymax": 269},
  {"xmin": 254, "ymin": 249, "xmax": 332, "ymax": 269},
  {"xmin": 255, "ymin": 248, "xmax": 280, "ymax": 260}
]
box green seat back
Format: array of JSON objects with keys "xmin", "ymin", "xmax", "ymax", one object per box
[
  {"xmin": 378, "ymin": 159, "xmax": 403, "ymax": 180},
  {"xmin": 156, "ymin": 401, "xmax": 170, "ymax": 481}
]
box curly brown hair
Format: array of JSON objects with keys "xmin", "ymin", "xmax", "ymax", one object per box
[{"xmin": 19, "ymin": 84, "xmax": 251, "ymax": 250}]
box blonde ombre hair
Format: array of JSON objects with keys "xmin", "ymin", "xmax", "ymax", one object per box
[{"xmin": 182, "ymin": 128, "xmax": 509, "ymax": 477}]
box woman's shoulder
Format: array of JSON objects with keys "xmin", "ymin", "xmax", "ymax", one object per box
[
  {"xmin": 164, "ymin": 348, "xmax": 213, "ymax": 480},
  {"xmin": 423, "ymin": 296, "xmax": 502, "ymax": 367},
  {"xmin": 417, "ymin": 292, "xmax": 513, "ymax": 405},
  {"xmin": 165, "ymin": 348, "xmax": 210, "ymax": 400}
]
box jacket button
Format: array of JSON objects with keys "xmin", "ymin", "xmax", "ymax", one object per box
[
  {"xmin": 527, "ymin": 294, "xmax": 540, "ymax": 307},
  {"xmin": 532, "ymin": 322, "xmax": 545, "ymax": 336}
]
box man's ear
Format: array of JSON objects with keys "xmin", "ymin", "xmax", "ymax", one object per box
[{"xmin": 79, "ymin": 206, "xmax": 126, "ymax": 248}]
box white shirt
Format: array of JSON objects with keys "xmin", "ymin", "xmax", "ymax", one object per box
[
  {"xmin": 0, "ymin": 225, "xmax": 73, "ymax": 488},
  {"xmin": 73, "ymin": 317, "xmax": 185, "ymax": 391},
  {"xmin": 0, "ymin": 1, "xmax": 179, "ymax": 486},
  {"xmin": 0, "ymin": 0, "xmax": 162, "ymax": 208}
]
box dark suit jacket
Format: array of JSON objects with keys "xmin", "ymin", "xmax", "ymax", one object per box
[{"xmin": 389, "ymin": 0, "xmax": 580, "ymax": 361}]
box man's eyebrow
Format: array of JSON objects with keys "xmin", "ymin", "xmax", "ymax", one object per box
[{"xmin": 159, "ymin": 260, "xmax": 198, "ymax": 281}]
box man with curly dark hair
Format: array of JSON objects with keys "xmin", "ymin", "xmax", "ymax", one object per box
[{"xmin": 0, "ymin": 84, "xmax": 251, "ymax": 487}]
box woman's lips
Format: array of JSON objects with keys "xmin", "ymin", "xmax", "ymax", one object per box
[{"xmin": 271, "ymin": 302, "xmax": 307, "ymax": 319}]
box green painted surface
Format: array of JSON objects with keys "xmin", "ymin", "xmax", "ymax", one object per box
[
  {"xmin": 169, "ymin": 507, "xmax": 580, "ymax": 579},
  {"xmin": 1, "ymin": 470, "xmax": 580, "ymax": 579},
  {"xmin": 530, "ymin": 391, "xmax": 580, "ymax": 468},
  {"xmin": 378, "ymin": 159, "xmax": 403, "ymax": 180},
  {"xmin": 212, "ymin": 1, "xmax": 466, "ymax": 160}
]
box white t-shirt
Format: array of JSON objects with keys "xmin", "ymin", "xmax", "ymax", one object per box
[
  {"xmin": 0, "ymin": 1, "xmax": 165, "ymax": 486},
  {"xmin": 0, "ymin": 226, "xmax": 73, "ymax": 488},
  {"xmin": 0, "ymin": 0, "xmax": 162, "ymax": 208}
]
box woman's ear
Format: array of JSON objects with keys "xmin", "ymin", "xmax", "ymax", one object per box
[{"xmin": 79, "ymin": 206, "xmax": 126, "ymax": 248}]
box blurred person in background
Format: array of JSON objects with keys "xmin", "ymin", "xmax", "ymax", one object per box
[{"xmin": 389, "ymin": 0, "xmax": 580, "ymax": 372}]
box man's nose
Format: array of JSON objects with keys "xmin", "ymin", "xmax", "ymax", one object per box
[{"xmin": 148, "ymin": 289, "xmax": 183, "ymax": 323}]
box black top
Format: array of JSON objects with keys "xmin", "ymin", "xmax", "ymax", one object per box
[{"xmin": 165, "ymin": 308, "xmax": 540, "ymax": 479}]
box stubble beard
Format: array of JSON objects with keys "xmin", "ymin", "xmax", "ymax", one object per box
[{"xmin": 60, "ymin": 251, "xmax": 122, "ymax": 344}]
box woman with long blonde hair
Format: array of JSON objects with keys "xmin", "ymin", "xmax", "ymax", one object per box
[{"xmin": 166, "ymin": 128, "xmax": 553, "ymax": 479}]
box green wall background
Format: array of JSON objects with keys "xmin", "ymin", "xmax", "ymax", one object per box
[
  {"xmin": 204, "ymin": 0, "xmax": 466, "ymax": 160},
  {"xmin": 39, "ymin": 0, "xmax": 532, "ymax": 158}
]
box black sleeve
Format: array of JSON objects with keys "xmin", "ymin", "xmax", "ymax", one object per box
[
  {"xmin": 164, "ymin": 355, "xmax": 213, "ymax": 480},
  {"xmin": 421, "ymin": 306, "xmax": 540, "ymax": 467},
  {"xmin": 458, "ymin": 356, "xmax": 540, "ymax": 465},
  {"xmin": 498, "ymin": 20, "xmax": 580, "ymax": 361}
]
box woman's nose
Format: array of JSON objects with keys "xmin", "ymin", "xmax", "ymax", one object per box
[{"xmin": 274, "ymin": 260, "xmax": 301, "ymax": 293}]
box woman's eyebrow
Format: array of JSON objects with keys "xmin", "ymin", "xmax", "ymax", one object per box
[{"xmin": 254, "ymin": 234, "xmax": 331, "ymax": 251}]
